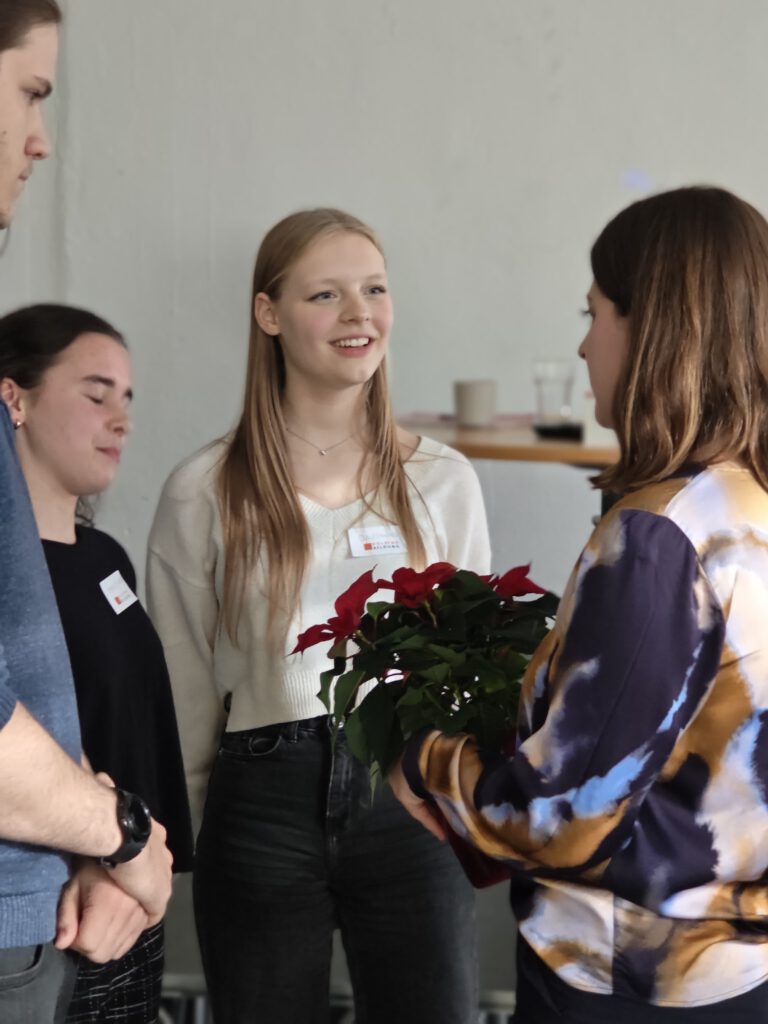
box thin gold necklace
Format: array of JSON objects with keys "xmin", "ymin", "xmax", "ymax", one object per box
[{"xmin": 285, "ymin": 425, "xmax": 352, "ymax": 456}]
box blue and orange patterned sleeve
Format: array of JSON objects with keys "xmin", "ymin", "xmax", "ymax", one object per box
[{"xmin": 402, "ymin": 508, "xmax": 726, "ymax": 877}]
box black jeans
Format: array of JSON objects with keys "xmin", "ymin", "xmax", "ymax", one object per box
[
  {"xmin": 513, "ymin": 935, "xmax": 768, "ymax": 1023},
  {"xmin": 0, "ymin": 942, "xmax": 77, "ymax": 1024},
  {"xmin": 194, "ymin": 716, "xmax": 479, "ymax": 1024}
]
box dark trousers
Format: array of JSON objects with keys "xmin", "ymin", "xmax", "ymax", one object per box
[
  {"xmin": 0, "ymin": 942, "xmax": 78, "ymax": 1024},
  {"xmin": 513, "ymin": 935, "xmax": 768, "ymax": 1023},
  {"xmin": 194, "ymin": 716, "xmax": 479, "ymax": 1024},
  {"xmin": 65, "ymin": 922, "xmax": 164, "ymax": 1023}
]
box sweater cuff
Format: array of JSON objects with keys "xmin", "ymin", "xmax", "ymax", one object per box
[{"xmin": 401, "ymin": 728, "xmax": 439, "ymax": 801}]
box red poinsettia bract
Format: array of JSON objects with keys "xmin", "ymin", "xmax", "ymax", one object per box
[
  {"xmin": 378, "ymin": 562, "xmax": 457, "ymax": 608},
  {"xmin": 292, "ymin": 569, "xmax": 381, "ymax": 654},
  {"xmin": 490, "ymin": 564, "xmax": 547, "ymax": 599}
]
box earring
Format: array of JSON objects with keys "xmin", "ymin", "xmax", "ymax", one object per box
[{"xmin": 13, "ymin": 420, "xmax": 21, "ymax": 430}]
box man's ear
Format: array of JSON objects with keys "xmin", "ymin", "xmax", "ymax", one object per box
[
  {"xmin": 0, "ymin": 377, "xmax": 25, "ymax": 425},
  {"xmin": 254, "ymin": 293, "xmax": 281, "ymax": 337}
]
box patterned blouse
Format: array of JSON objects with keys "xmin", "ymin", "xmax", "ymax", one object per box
[{"xmin": 403, "ymin": 463, "xmax": 768, "ymax": 1007}]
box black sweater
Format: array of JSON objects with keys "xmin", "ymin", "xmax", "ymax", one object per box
[{"xmin": 43, "ymin": 526, "xmax": 193, "ymax": 872}]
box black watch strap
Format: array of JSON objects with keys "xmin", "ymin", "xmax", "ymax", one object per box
[{"xmin": 98, "ymin": 788, "xmax": 152, "ymax": 868}]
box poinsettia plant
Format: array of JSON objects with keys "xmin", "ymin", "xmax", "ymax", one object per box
[{"xmin": 293, "ymin": 562, "xmax": 558, "ymax": 776}]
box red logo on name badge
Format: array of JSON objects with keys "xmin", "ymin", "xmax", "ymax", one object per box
[
  {"xmin": 364, "ymin": 543, "xmax": 373, "ymax": 551},
  {"xmin": 115, "ymin": 596, "xmax": 122, "ymax": 604}
]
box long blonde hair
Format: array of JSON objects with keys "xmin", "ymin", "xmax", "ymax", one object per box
[{"xmin": 218, "ymin": 208, "xmax": 426, "ymax": 642}]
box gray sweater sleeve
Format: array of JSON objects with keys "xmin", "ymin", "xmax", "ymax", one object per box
[
  {"xmin": 0, "ymin": 405, "xmax": 21, "ymax": 727},
  {"xmin": 0, "ymin": 400, "xmax": 80, "ymax": 756}
]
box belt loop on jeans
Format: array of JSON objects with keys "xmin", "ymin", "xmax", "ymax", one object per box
[{"xmin": 284, "ymin": 721, "xmax": 300, "ymax": 743}]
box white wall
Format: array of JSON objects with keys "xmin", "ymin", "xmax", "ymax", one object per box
[{"xmin": 2, "ymin": 0, "xmax": 767, "ymax": 582}]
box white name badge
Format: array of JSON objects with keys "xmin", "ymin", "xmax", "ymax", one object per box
[
  {"xmin": 99, "ymin": 571, "xmax": 139, "ymax": 615},
  {"xmin": 348, "ymin": 524, "xmax": 407, "ymax": 558}
]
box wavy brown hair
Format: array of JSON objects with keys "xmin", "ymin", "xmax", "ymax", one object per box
[
  {"xmin": 591, "ymin": 186, "xmax": 768, "ymax": 493},
  {"xmin": 218, "ymin": 208, "xmax": 426, "ymax": 642}
]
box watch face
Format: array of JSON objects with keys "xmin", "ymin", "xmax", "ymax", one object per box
[
  {"xmin": 126, "ymin": 794, "xmax": 152, "ymax": 835},
  {"xmin": 100, "ymin": 789, "xmax": 152, "ymax": 868},
  {"xmin": 125, "ymin": 792, "xmax": 152, "ymax": 841}
]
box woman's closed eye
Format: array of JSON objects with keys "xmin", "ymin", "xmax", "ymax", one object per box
[{"xmin": 23, "ymin": 88, "xmax": 46, "ymax": 106}]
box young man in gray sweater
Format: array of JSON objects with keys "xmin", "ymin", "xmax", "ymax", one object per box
[{"xmin": 0, "ymin": 3, "xmax": 172, "ymax": 1020}]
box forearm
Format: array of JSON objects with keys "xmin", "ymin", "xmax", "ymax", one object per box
[{"xmin": 0, "ymin": 702, "xmax": 121, "ymax": 856}]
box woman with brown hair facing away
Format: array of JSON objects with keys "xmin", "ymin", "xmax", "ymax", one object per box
[
  {"xmin": 392, "ymin": 185, "xmax": 768, "ymax": 1023},
  {"xmin": 147, "ymin": 208, "xmax": 491, "ymax": 1023}
]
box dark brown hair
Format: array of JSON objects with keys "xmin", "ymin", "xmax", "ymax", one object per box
[
  {"xmin": 0, "ymin": 0, "xmax": 61, "ymax": 54},
  {"xmin": 591, "ymin": 186, "xmax": 768, "ymax": 492},
  {"xmin": 0, "ymin": 303, "xmax": 124, "ymax": 388}
]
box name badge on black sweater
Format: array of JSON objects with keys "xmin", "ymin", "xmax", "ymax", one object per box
[{"xmin": 99, "ymin": 571, "xmax": 138, "ymax": 615}]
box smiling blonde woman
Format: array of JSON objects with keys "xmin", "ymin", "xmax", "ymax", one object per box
[{"xmin": 147, "ymin": 208, "xmax": 491, "ymax": 1024}]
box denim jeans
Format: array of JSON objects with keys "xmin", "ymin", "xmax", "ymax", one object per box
[
  {"xmin": 194, "ymin": 716, "xmax": 479, "ymax": 1024},
  {"xmin": 0, "ymin": 942, "xmax": 77, "ymax": 1024}
]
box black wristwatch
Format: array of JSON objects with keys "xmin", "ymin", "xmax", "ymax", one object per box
[{"xmin": 98, "ymin": 788, "xmax": 152, "ymax": 868}]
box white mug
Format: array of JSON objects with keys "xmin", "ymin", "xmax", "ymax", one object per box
[{"xmin": 454, "ymin": 379, "xmax": 496, "ymax": 428}]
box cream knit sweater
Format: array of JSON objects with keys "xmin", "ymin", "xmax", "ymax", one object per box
[{"xmin": 146, "ymin": 435, "xmax": 491, "ymax": 827}]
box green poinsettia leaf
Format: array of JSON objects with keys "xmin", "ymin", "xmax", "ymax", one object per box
[
  {"xmin": 373, "ymin": 623, "xmax": 423, "ymax": 647},
  {"xmin": 356, "ymin": 683, "xmax": 404, "ymax": 774},
  {"xmin": 365, "ymin": 601, "xmax": 393, "ymax": 622},
  {"xmin": 493, "ymin": 649, "xmax": 529, "ymax": 678},
  {"xmin": 449, "ymin": 660, "xmax": 515, "ymax": 700},
  {"xmin": 387, "ymin": 633, "xmax": 429, "ymax": 652},
  {"xmin": 333, "ymin": 669, "xmax": 367, "ymax": 729},
  {"xmin": 318, "ymin": 668, "xmax": 337, "ymax": 713},
  {"xmin": 432, "ymin": 703, "xmax": 474, "ymax": 734},
  {"xmin": 453, "ymin": 569, "xmax": 496, "ymax": 593},
  {"xmin": 468, "ymin": 702, "xmax": 516, "ymax": 752},
  {"xmin": 427, "ymin": 643, "xmax": 466, "ymax": 667},
  {"xmin": 395, "ymin": 684, "xmax": 430, "ymax": 707},
  {"xmin": 329, "ymin": 638, "xmax": 348, "ymax": 660},
  {"xmin": 524, "ymin": 591, "xmax": 560, "ymax": 617},
  {"xmin": 434, "ymin": 605, "xmax": 468, "ymax": 642},
  {"xmin": 368, "ymin": 761, "xmax": 384, "ymax": 799},
  {"xmin": 396, "ymin": 707, "xmax": 428, "ymax": 737},
  {"xmin": 479, "ymin": 666, "xmax": 514, "ymax": 693},
  {"xmin": 417, "ymin": 662, "xmax": 451, "ymax": 685},
  {"xmin": 343, "ymin": 710, "xmax": 371, "ymax": 765}
]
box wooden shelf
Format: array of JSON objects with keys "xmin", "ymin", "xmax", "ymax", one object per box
[{"xmin": 399, "ymin": 417, "xmax": 619, "ymax": 468}]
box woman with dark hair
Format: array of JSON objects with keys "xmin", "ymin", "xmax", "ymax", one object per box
[
  {"xmin": 392, "ymin": 186, "xmax": 768, "ymax": 1022},
  {"xmin": 0, "ymin": 303, "xmax": 193, "ymax": 1024}
]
